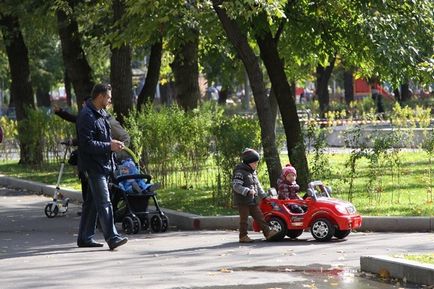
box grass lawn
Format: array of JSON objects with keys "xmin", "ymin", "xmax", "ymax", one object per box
[
  {"xmin": 0, "ymin": 150, "xmax": 432, "ymax": 216},
  {"xmin": 399, "ymin": 253, "xmax": 434, "ymax": 265}
]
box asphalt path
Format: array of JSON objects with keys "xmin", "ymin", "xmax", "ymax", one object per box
[{"xmin": 0, "ymin": 187, "xmax": 433, "ymax": 289}]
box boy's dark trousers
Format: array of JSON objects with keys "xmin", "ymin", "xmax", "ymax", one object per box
[{"xmin": 238, "ymin": 204, "xmax": 271, "ymax": 238}]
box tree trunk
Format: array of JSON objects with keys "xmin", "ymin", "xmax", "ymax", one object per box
[
  {"xmin": 400, "ymin": 83, "xmax": 411, "ymax": 103},
  {"xmin": 213, "ymin": 2, "xmax": 281, "ymax": 188},
  {"xmin": 56, "ymin": 1, "xmax": 94, "ymax": 107},
  {"xmin": 268, "ymin": 87, "xmax": 278, "ymax": 136},
  {"xmin": 252, "ymin": 12, "xmax": 309, "ymax": 189},
  {"xmin": 218, "ymin": 86, "xmax": 229, "ymax": 105},
  {"xmin": 343, "ymin": 70, "xmax": 354, "ymax": 106},
  {"xmin": 393, "ymin": 88, "xmax": 401, "ymax": 102},
  {"xmin": 0, "ymin": 14, "xmax": 42, "ymax": 164},
  {"xmin": 171, "ymin": 30, "xmax": 200, "ymax": 111},
  {"xmin": 160, "ymin": 81, "xmax": 175, "ymax": 105},
  {"xmin": 36, "ymin": 87, "xmax": 51, "ymax": 107},
  {"xmin": 110, "ymin": 0, "xmax": 133, "ymax": 125},
  {"xmin": 315, "ymin": 60, "xmax": 335, "ymax": 118},
  {"xmin": 64, "ymin": 70, "xmax": 72, "ymax": 107},
  {"xmin": 137, "ymin": 36, "xmax": 163, "ymax": 109}
]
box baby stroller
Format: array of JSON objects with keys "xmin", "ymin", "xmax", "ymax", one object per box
[
  {"xmin": 44, "ymin": 140, "xmax": 74, "ymax": 218},
  {"xmin": 110, "ymin": 148, "xmax": 169, "ymax": 234}
]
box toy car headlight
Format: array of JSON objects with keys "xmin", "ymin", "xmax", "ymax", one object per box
[
  {"xmin": 335, "ymin": 204, "xmax": 356, "ymax": 214},
  {"xmin": 335, "ymin": 204, "xmax": 349, "ymax": 214}
]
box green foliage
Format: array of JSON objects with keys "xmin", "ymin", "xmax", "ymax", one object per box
[
  {"xmin": 211, "ymin": 107, "xmax": 261, "ymax": 205},
  {"xmin": 390, "ymin": 102, "xmax": 431, "ymax": 128},
  {"xmin": 124, "ymin": 103, "xmax": 261, "ymax": 206},
  {"xmin": 0, "ymin": 108, "xmax": 75, "ymax": 163},
  {"xmin": 126, "ymin": 105, "xmax": 238, "ymax": 186},
  {"xmin": 403, "ymin": 253, "xmax": 434, "ymax": 265},
  {"xmin": 304, "ymin": 120, "xmax": 331, "ymax": 180},
  {"xmin": 0, "ymin": 116, "xmax": 17, "ymax": 139},
  {"xmin": 19, "ymin": 107, "xmax": 75, "ymax": 161},
  {"xmin": 1, "ymin": 150, "xmax": 433, "ymax": 216}
]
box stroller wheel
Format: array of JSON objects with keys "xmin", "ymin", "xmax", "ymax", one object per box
[
  {"xmin": 45, "ymin": 203, "xmax": 59, "ymax": 218},
  {"xmin": 150, "ymin": 215, "xmax": 162, "ymax": 232},
  {"xmin": 132, "ymin": 216, "xmax": 141, "ymax": 234},
  {"xmin": 122, "ymin": 216, "xmax": 134, "ymax": 234},
  {"xmin": 160, "ymin": 215, "xmax": 169, "ymax": 232},
  {"xmin": 140, "ymin": 216, "xmax": 149, "ymax": 231}
]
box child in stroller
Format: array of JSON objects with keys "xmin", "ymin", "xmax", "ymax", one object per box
[
  {"xmin": 117, "ymin": 159, "xmax": 153, "ymax": 194},
  {"xmin": 110, "ymin": 156, "xmax": 168, "ymax": 234}
]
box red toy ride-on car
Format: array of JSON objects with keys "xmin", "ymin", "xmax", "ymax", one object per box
[{"xmin": 253, "ymin": 181, "xmax": 362, "ymax": 242}]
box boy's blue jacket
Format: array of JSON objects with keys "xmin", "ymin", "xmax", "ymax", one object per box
[{"xmin": 76, "ymin": 100, "xmax": 114, "ymax": 175}]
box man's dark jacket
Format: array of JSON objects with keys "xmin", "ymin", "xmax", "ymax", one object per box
[{"xmin": 76, "ymin": 100, "xmax": 113, "ymax": 175}]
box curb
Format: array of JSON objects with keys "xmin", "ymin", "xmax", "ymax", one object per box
[
  {"xmin": 1, "ymin": 175, "xmax": 433, "ymax": 232},
  {"xmin": 360, "ymin": 255, "xmax": 434, "ymax": 286}
]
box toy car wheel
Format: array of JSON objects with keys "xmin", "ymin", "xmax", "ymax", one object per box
[
  {"xmin": 286, "ymin": 229, "xmax": 303, "ymax": 239},
  {"xmin": 267, "ymin": 217, "xmax": 287, "ymax": 241},
  {"xmin": 44, "ymin": 203, "xmax": 58, "ymax": 218},
  {"xmin": 310, "ymin": 218, "xmax": 335, "ymax": 242},
  {"xmin": 132, "ymin": 215, "xmax": 141, "ymax": 234},
  {"xmin": 160, "ymin": 215, "xmax": 169, "ymax": 232},
  {"xmin": 334, "ymin": 229, "xmax": 351, "ymax": 239},
  {"xmin": 150, "ymin": 215, "xmax": 162, "ymax": 232},
  {"xmin": 122, "ymin": 216, "xmax": 134, "ymax": 234}
]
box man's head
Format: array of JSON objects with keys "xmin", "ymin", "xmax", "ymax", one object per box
[{"xmin": 91, "ymin": 83, "xmax": 112, "ymax": 109}]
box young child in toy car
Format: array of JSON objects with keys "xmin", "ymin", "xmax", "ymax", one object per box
[{"xmin": 277, "ymin": 164, "xmax": 306, "ymax": 214}]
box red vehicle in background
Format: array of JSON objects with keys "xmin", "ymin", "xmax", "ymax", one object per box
[{"xmin": 253, "ymin": 181, "xmax": 362, "ymax": 242}]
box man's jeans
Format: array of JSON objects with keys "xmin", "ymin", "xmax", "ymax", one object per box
[{"xmin": 77, "ymin": 172, "xmax": 121, "ymax": 244}]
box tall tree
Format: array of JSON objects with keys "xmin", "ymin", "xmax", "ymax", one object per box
[
  {"xmin": 251, "ymin": 11, "xmax": 309, "ymax": 188},
  {"xmin": 110, "ymin": 0, "xmax": 133, "ymax": 124},
  {"xmin": 56, "ymin": 0, "xmax": 94, "ymax": 106},
  {"xmin": 0, "ymin": 13, "xmax": 41, "ymax": 164},
  {"xmin": 136, "ymin": 35, "xmax": 163, "ymax": 107},
  {"xmin": 212, "ymin": 1, "xmax": 281, "ymax": 188},
  {"xmin": 315, "ymin": 59, "xmax": 335, "ymax": 117},
  {"xmin": 124, "ymin": 0, "xmax": 202, "ymax": 111},
  {"xmin": 170, "ymin": 28, "xmax": 200, "ymax": 111},
  {"xmin": 343, "ymin": 70, "xmax": 354, "ymax": 106}
]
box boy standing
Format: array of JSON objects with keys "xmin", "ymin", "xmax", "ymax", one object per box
[{"xmin": 232, "ymin": 148, "xmax": 278, "ymax": 243}]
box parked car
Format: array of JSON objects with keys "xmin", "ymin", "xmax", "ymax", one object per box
[{"xmin": 253, "ymin": 181, "xmax": 362, "ymax": 242}]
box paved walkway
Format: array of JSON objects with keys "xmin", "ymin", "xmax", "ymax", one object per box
[{"xmin": 1, "ymin": 187, "xmax": 433, "ymax": 289}]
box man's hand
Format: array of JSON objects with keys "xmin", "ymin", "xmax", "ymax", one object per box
[{"xmin": 111, "ymin": 140, "xmax": 124, "ymax": 152}]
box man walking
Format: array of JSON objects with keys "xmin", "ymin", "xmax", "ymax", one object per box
[{"xmin": 76, "ymin": 83, "xmax": 128, "ymax": 250}]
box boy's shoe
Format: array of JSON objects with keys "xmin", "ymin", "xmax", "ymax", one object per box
[
  {"xmin": 266, "ymin": 229, "xmax": 279, "ymax": 240},
  {"xmin": 239, "ymin": 236, "xmax": 254, "ymax": 243}
]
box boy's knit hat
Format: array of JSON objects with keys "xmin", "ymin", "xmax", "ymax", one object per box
[
  {"xmin": 281, "ymin": 163, "xmax": 297, "ymax": 177},
  {"xmin": 241, "ymin": 148, "xmax": 260, "ymax": 164}
]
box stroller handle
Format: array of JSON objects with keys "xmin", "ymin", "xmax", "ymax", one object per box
[{"xmin": 122, "ymin": 146, "xmax": 140, "ymax": 164}]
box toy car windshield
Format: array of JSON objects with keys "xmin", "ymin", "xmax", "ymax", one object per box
[{"xmin": 306, "ymin": 181, "xmax": 332, "ymax": 200}]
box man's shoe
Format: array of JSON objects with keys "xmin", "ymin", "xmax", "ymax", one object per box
[
  {"xmin": 266, "ymin": 229, "xmax": 279, "ymax": 240},
  {"xmin": 109, "ymin": 237, "xmax": 128, "ymax": 250},
  {"xmin": 77, "ymin": 240, "xmax": 104, "ymax": 248},
  {"xmin": 239, "ymin": 236, "xmax": 254, "ymax": 243}
]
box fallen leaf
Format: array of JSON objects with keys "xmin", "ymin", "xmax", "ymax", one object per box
[
  {"xmin": 378, "ymin": 268, "xmax": 390, "ymax": 279},
  {"xmin": 219, "ymin": 268, "xmax": 233, "ymax": 273}
]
